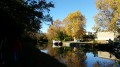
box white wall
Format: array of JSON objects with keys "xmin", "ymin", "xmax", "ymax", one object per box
[{"xmin": 96, "ymin": 32, "xmax": 115, "ymax": 40}]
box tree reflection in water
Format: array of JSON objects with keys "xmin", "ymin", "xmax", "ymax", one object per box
[
  {"xmin": 48, "ymin": 46, "xmax": 86, "ymax": 67},
  {"xmin": 65, "ymin": 47, "xmax": 86, "ymax": 67},
  {"xmin": 47, "ymin": 43, "xmax": 120, "ymax": 67}
]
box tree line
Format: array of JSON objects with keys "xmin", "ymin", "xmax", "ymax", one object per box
[
  {"xmin": 47, "ymin": 0, "xmax": 120, "ymax": 42},
  {"xmin": 47, "ymin": 11, "xmax": 86, "ymax": 41}
]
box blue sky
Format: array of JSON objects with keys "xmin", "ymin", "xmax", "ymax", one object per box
[{"xmin": 41, "ymin": 0, "xmax": 97, "ymax": 33}]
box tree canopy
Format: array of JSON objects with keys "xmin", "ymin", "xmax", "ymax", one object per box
[
  {"xmin": 0, "ymin": 0, "xmax": 54, "ymax": 39},
  {"xmin": 63, "ymin": 11, "xmax": 86, "ymax": 40},
  {"xmin": 47, "ymin": 11, "xmax": 86, "ymax": 41},
  {"xmin": 93, "ymin": 0, "xmax": 120, "ymax": 33},
  {"xmin": 47, "ymin": 19, "xmax": 65, "ymax": 40}
]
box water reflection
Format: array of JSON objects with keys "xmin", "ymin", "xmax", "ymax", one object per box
[
  {"xmin": 38, "ymin": 43, "xmax": 120, "ymax": 67},
  {"xmin": 98, "ymin": 51, "xmax": 120, "ymax": 61},
  {"xmin": 86, "ymin": 51, "xmax": 120, "ymax": 67},
  {"xmin": 40, "ymin": 50, "xmax": 48, "ymax": 54}
]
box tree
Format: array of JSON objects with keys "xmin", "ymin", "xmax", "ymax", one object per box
[
  {"xmin": 63, "ymin": 11, "xmax": 86, "ymax": 41},
  {"xmin": 92, "ymin": 12, "xmax": 111, "ymax": 32},
  {"xmin": 93, "ymin": 0, "xmax": 120, "ymax": 33},
  {"xmin": 0, "ymin": 0, "xmax": 54, "ymax": 40},
  {"xmin": 47, "ymin": 19, "xmax": 66, "ymax": 41},
  {"xmin": 47, "ymin": 25, "xmax": 55, "ymax": 40},
  {"xmin": 0, "ymin": 0, "xmax": 64, "ymax": 66},
  {"xmin": 39, "ymin": 33, "xmax": 48, "ymax": 42}
]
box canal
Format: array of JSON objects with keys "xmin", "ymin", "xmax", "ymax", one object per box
[{"xmin": 39, "ymin": 43, "xmax": 120, "ymax": 67}]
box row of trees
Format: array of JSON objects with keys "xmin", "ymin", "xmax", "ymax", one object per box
[
  {"xmin": 93, "ymin": 0, "xmax": 120, "ymax": 33},
  {"xmin": 47, "ymin": 11, "xmax": 86, "ymax": 41},
  {"xmin": 47, "ymin": 0, "xmax": 120, "ymax": 42}
]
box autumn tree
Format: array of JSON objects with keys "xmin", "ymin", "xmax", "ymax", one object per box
[
  {"xmin": 47, "ymin": 25, "xmax": 55, "ymax": 40},
  {"xmin": 92, "ymin": 12, "xmax": 111, "ymax": 32},
  {"xmin": 63, "ymin": 11, "xmax": 86, "ymax": 41},
  {"xmin": 93, "ymin": 0, "xmax": 120, "ymax": 33},
  {"xmin": 47, "ymin": 19, "xmax": 66, "ymax": 41}
]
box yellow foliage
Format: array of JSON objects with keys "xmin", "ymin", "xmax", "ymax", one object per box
[
  {"xmin": 95, "ymin": 0, "xmax": 120, "ymax": 32},
  {"xmin": 63, "ymin": 11, "xmax": 86, "ymax": 39},
  {"xmin": 47, "ymin": 19, "xmax": 64, "ymax": 40}
]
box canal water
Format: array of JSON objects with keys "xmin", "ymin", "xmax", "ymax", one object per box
[
  {"xmin": 39, "ymin": 43, "xmax": 120, "ymax": 67},
  {"xmin": 86, "ymin": 52, "xmax": 119, "ymax": 67},
  {"xmin": 41, "ymin": 49, "xmax": 120, "ymax": 67}
]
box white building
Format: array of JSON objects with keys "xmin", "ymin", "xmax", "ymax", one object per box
[{"xmin": 96, "ymin": 32, "xmax": 119, "ymax": 41}]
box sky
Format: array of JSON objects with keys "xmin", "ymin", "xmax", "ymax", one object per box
[{"xmin": 41, "ymin": 0, "xmax": 97, "ymax": 33}]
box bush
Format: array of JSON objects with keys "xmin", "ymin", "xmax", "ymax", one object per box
[{"xmin": 64, "ymin": 37, "xmax": 73, "ymax": 41}]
